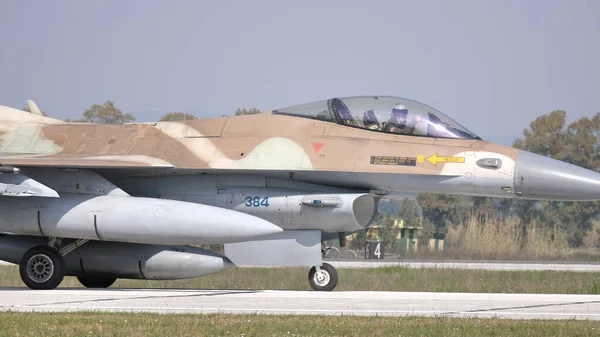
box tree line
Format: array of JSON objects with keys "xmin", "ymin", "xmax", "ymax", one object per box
[{"xmin": 57, "ymin": 101, "xmax": 262, "ymax": 123}]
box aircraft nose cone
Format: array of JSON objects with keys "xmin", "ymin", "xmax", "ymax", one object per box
[{"xmin": 514, "ymin": 151, "xmax": 600, "ymax": 201}]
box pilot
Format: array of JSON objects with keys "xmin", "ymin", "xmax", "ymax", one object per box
[
  {"xmin": 362, "ymin": 110, "xmax": 381, "ymax": 130},
  {"xmin": 383, "ymin": 104, "xmax": 422, "ymax": 135}
]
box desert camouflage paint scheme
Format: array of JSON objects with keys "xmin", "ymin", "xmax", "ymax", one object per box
[
  {"xmin": 3, "ymin": 95, "xmax": 600, "ymax": 201},
  {"xmin": 0, "ymin": 97, "xmax": 524, "ymax": 199}
]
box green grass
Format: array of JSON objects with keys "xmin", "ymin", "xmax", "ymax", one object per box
[
  {"xmin": 2, "ymin": 265, "xmax": 600, "ymax": 294},
  {"xmin": 0, "ymin": 312, "xmax": 598, "ymax": 337}
]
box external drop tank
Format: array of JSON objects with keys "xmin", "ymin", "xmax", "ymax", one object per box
[{"xmin": 0, "ymin": 193, "xmax": 282, "ymax": 246}]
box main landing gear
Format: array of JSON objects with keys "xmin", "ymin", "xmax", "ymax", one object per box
[
  {"xmin": 308, "ymin": 262, "xmax": 338, "ymax": 291},
  {"xmin": 19, "ymin": 245, "xmax": 65, "ymax": 290},
  {"xmin": 19, "ymin": 238, "xmax": 89, "ymax": 290}
]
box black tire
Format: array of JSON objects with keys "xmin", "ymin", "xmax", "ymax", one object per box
[
  {"xmin": 308, "ymin": 262, "xmax": 338, "ymax": 291},
  {"xmin": 77, "ymin": 276, "xmax": 117, "ymax": 289},
  {"xmin": 19, "ymin": 245, "xmax": 65, "ymax": 290}
]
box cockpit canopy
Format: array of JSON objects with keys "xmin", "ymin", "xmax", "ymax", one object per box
[{"xmin": 273, "ymin": 96, "xmax": 479, "ymax": 139}]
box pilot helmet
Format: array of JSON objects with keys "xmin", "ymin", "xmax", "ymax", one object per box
[
  {"xmin": 390, "ymin": 104, "xmax": 409, "ymax": 125},
  {"xmin": 392, "ymin": 104, "xmax": 409, "ymax": 118}
]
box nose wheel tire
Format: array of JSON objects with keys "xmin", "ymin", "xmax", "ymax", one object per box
[
  {"xmin": 77, "ymin": 276, "xmax": 117, "ymax": 289},
  {"xmin": 308, "ymin": 262, "xmax": 338, "ymax": 291},
  {"xmin": 19, "ymin": 245, "xmax": 65, "ymax": 290}
]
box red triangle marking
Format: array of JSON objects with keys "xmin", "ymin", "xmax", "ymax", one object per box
[{"xmin": 312, "ymin": 142, "xmax": 325, "ymax": 154}]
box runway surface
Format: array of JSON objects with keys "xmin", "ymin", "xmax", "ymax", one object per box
[
  {"xmin": 327, "ymin": 261, "xmax": 600, "ymax": 272},
  {"xmin": 2, "ymin": 260, "xmax": 599, "ymax": 320},
  {"xmin": 1, "ymin": 288, "xmax": 599, "ymax": 320}
]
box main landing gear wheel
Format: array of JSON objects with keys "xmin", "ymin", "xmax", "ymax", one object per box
[
  {"xmin": 77, "ymin": 276, "xmax": 117, "ymax": 289},
  {"xmin": 19, "ymin": 245, "xmax": 65, "ymax": 290},
  {"xmin": 308, "ymin": 262, "xmax": 338, "ymax": 291}
]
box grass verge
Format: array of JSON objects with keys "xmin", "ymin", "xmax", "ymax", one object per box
[
  {"xmin": 2, "ymin": 265, "xmax": 600, "ymax": 294},
  {"xmin": 0, "ymin": 312, "xmax": 599, "ymax": 337}
]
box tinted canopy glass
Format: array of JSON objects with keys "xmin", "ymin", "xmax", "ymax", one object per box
[{"xmin": 273, "ymin": 96, "xmax": 478, "ymax": 139}]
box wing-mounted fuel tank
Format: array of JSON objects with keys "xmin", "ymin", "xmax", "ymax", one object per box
[{"xmin": 0, "ymin": 193, "xmax": 282, "ymax": 245}]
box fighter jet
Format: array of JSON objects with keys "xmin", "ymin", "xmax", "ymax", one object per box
[{"xmin": 1, "ymin": 96, "xmax": 599, "ymax": 291}]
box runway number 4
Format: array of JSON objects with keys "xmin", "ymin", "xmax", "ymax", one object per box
[{"xmin": 245, "ymin": 196, "xmax": 270, "ymax": 208}]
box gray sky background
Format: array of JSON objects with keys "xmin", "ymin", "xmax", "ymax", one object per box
[{"xmin": 0, "ymin": 0, "xmax": 598, "ymax": 145}]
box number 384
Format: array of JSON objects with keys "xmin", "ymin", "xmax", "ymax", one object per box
[{"xmin": 245, "ymin": 196, "xmax": 270, "ymax": 208}]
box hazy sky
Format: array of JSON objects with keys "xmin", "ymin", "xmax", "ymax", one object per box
[{"xmin": 1, "ymin": 0, "xmax": 598, "ymax": 145}]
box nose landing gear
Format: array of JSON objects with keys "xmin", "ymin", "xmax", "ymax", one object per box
[{"xmin": 308, "ymin": 262, "xmax": 338, "ymax": 291}]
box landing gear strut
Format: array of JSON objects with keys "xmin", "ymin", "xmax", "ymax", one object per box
[{"xmin": 308, "ymin": 262, "xmax": 338, "ymax": 291}]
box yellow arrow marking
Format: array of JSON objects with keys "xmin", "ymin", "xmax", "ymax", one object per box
[{"xmin": 425, "ymin": 153, "xmax": 466, "ymax": 166}]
